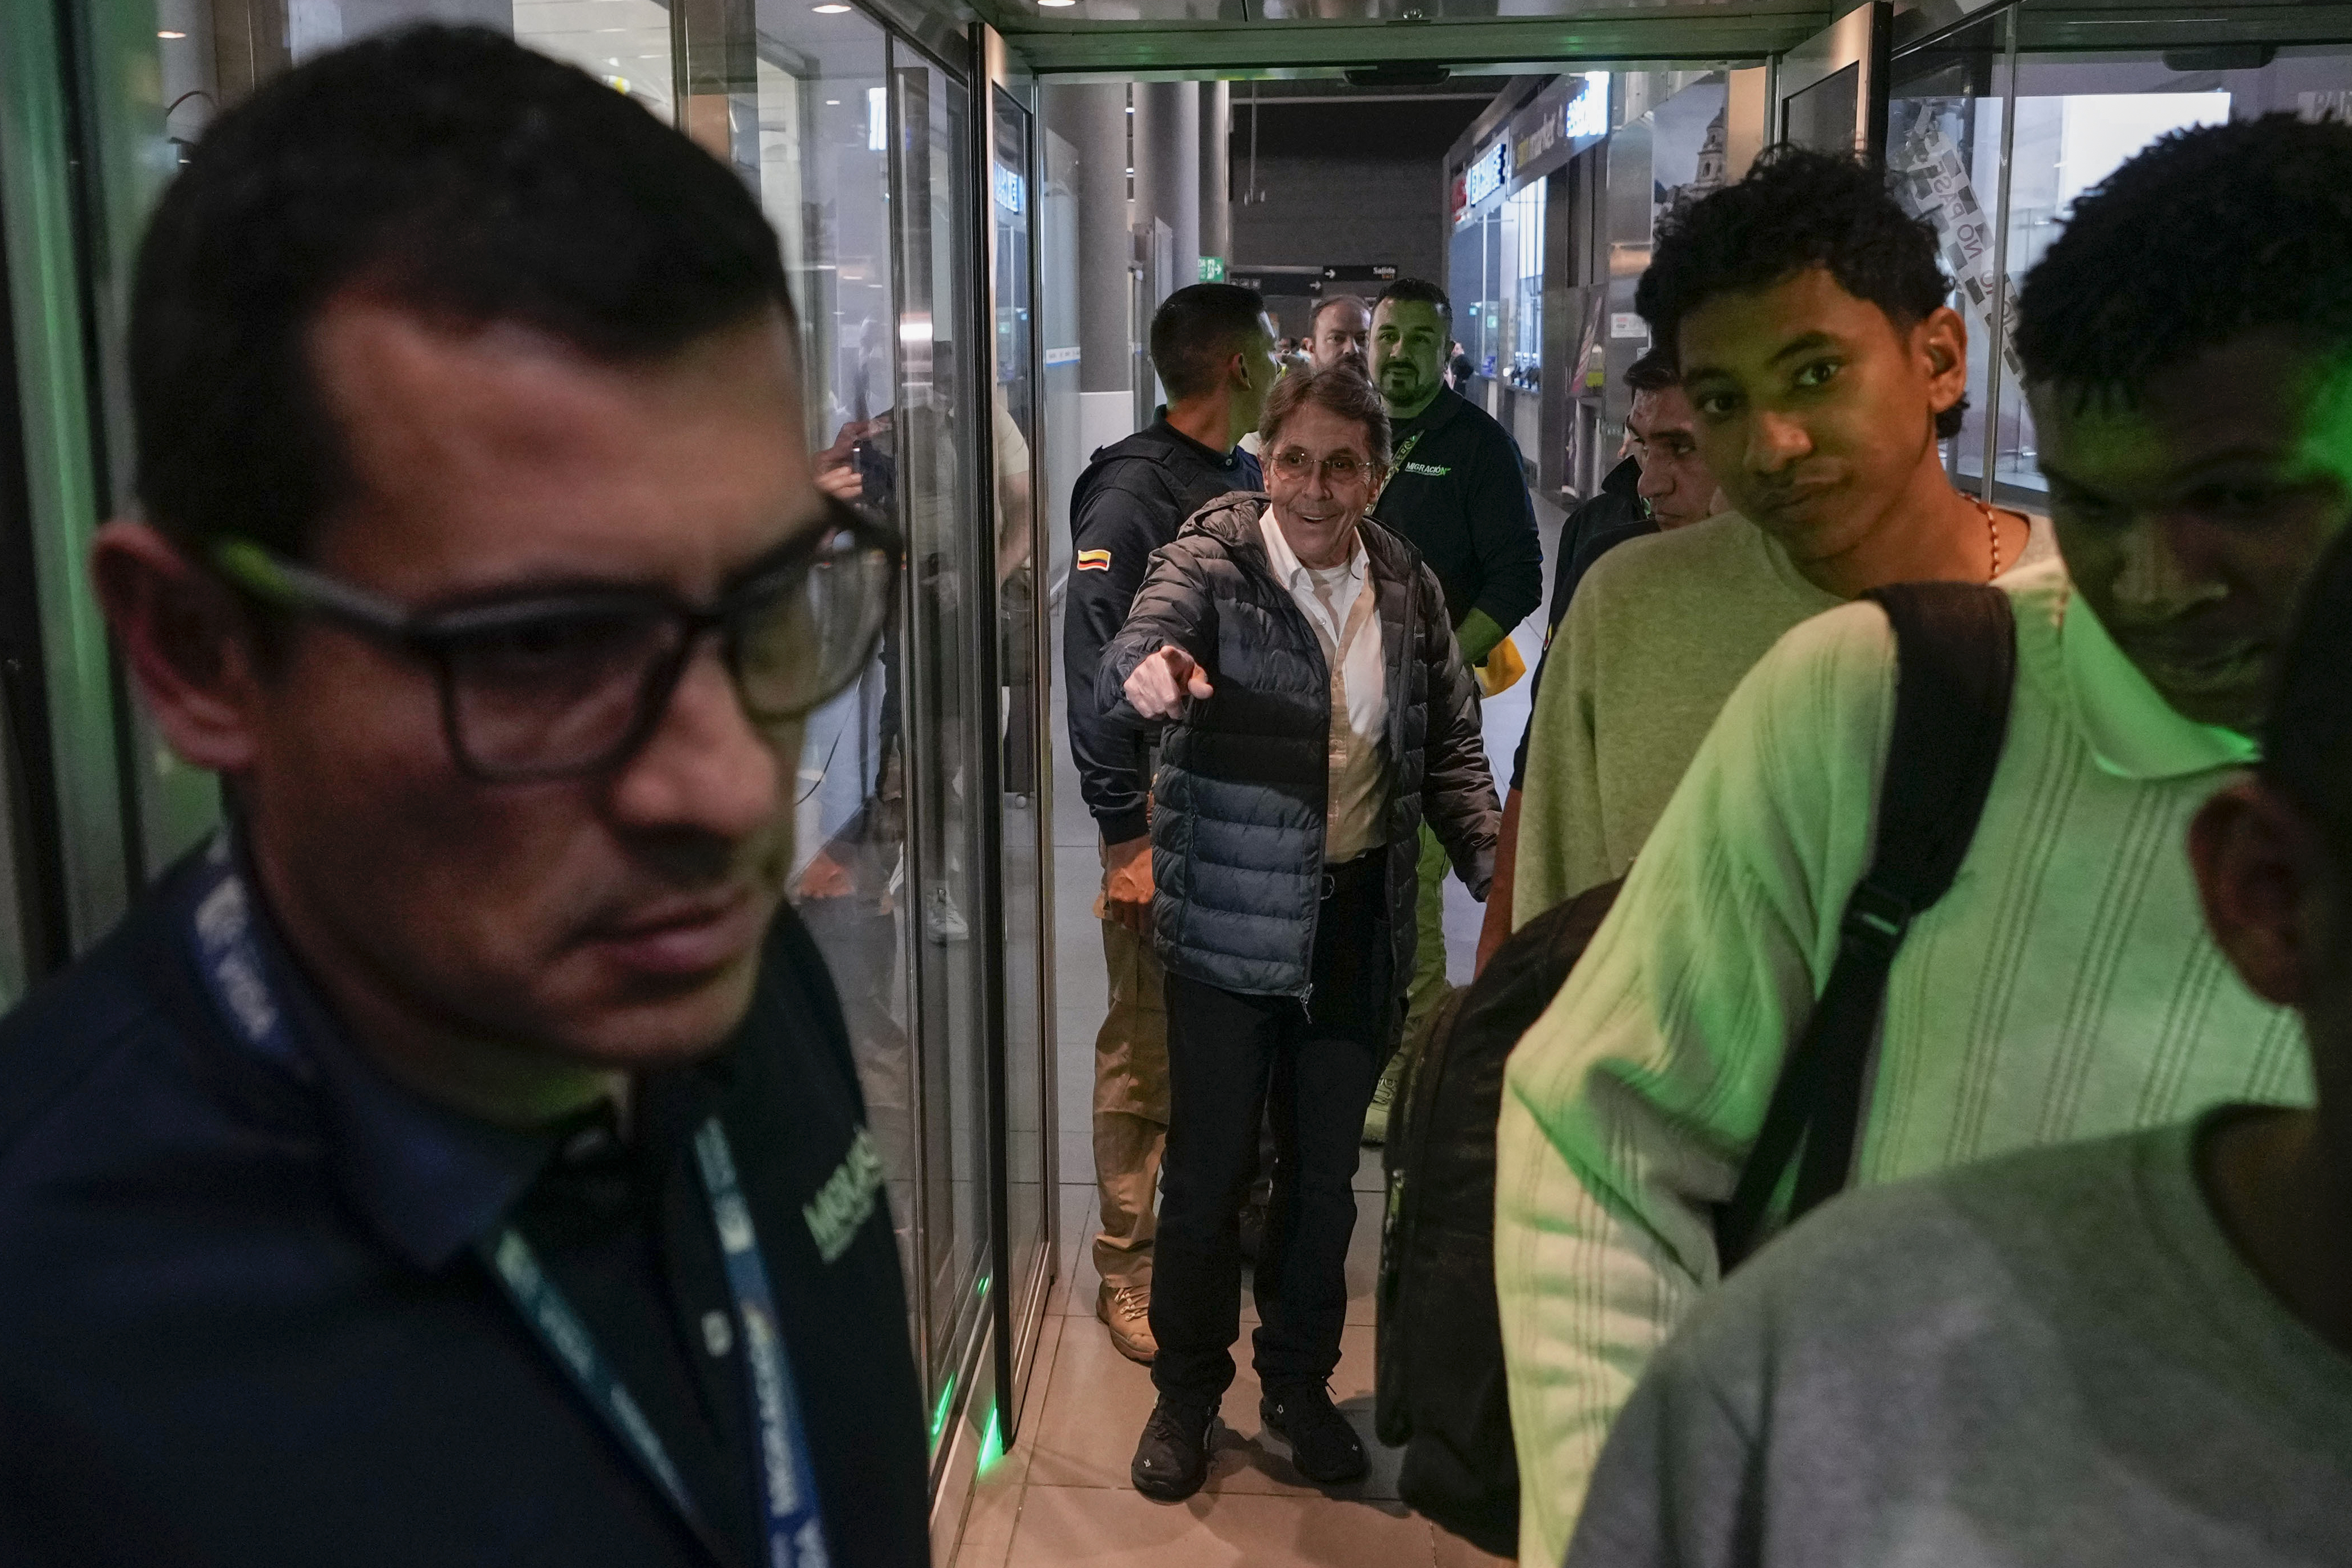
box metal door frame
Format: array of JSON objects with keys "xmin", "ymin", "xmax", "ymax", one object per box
[
  {"xmin": 1774, "ymin": 1, "xmax": 1894, "ymax": 160},
  {"xmin": 971, "ymin": 20, "xmax": 1057, "ymax": 1447}
]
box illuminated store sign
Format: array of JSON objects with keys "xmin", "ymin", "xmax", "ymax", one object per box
[
  {"xmin": 993, "ymin": 161, "xmax": 1025, "ymax": 213},
  {"xmin": 1457, "ymin": 138, "xmax": 1510, "ymax": 223},
  {"xmin": 1510, "ymin": 72, "xmax": 1611, "ymax": 190},
  {"xmin": 1562, "ymin": 71, "xmax": 1610, "ymax": 140}
]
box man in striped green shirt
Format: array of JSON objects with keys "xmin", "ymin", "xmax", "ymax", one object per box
[{"xmin": 1496, "ymin": 117, "xmax": 2352, "ymax": 1567}]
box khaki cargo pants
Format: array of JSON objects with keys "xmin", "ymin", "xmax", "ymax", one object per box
[{"xmin": 1094, "ymin": 875, "xmax": 1170, "ymax": 1293}]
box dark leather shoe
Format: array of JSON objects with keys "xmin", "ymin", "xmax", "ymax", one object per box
[
  {"xmin": 1260, "ymin": 1382, "xmax": 1367, "ymax": 1485},
  {"xmin": 1131, "ymin": 1395, "xmax": 1217, "ymax": 1501}
]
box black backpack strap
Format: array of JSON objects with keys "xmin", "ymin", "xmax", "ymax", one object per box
[{"xmin": 1715, "ymin": 582, "xmax": 2017, "ymax": 1270}]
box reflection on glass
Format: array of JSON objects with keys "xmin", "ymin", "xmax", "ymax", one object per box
[
  {"xmin": 1784, "ymin": 63, "xmax": 1862, "ymax": 156},
  {"xmin": 1892, "ymin": 38, "xmax": 2352, "ymax": 508},
  {"xmin": 989, "ymin": 84, "xmax": 1051, "ymax": 1347},
  {"xmin": 515, "ymin": 0, "xmax": 676, "ymax": 120},
  {"xmin": 1888, "ymin": 12, "xmax": 2009, "ymax": 502},
  {"xmin": 894, "ymin": 56, "xmax": 994, "ymax": 1397},
  {"xmin": 745, "ymin": 0, "xmax": 920, "ymax": 1358}
]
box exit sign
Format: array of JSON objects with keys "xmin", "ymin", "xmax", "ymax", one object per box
[{"xmin": 1198, "ymin": 256, "xmax": 1226, "ymax": 282}]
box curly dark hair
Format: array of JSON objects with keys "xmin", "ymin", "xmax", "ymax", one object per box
[
  {"xmin": 1636, "ymin": 146, "xmax": 1963, "ymax": 439},
  {"xmin": 1260, "ymin": 366, "xmax": 1393, "ymax": 472},
  {"xmin": 133, "ymin": 25, "xmax": 795, "ymax": 560},
  {"xmin": 2016, "ymin": 116, "xmax": 2352, "ymax": 408}
]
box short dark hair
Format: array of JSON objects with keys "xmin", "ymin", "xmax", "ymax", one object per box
[
  {"xmin": 2263, "ymin": 523, "xmax": 2352, "ymax": 871},
  {"xmin": 1375, "ymin": 277, "xmax": 1452, "ymax": 330},
  {"xmin": 1150, "ymin": 283, "xmax": 1268, "ymax": 402},
  {"xmin": 1636, "ymin": 146, "xmax": 1962, "ymax": 439},
  {"xmin": 132, "ymin": 25, "xmax": 795, "ymax": 561},
  {"xmin": 1624, "ymin": 348, "xmax": 1680, "ymax": 394},
  {"xmin": 1311, "ymin": 293, "xmax": 1369, "ymax": 331},
  {"xmin": 2016, "ymin": 116, "xmax": 2352, "ymax": 409},
  {"xmin": 1260, "ymin": 366, "xmax": 1392, "ymax": 471}
]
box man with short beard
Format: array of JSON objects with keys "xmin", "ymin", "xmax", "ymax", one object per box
[
  {"xmin": 1307, "ymin": 293, "xmax": 1371, "ymax": 377},
  {"xmin": 1362, "ymin": 277, "xmax": 1544, "ymax": 1136}
]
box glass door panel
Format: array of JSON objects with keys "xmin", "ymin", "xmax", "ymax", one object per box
[
  {"xmin": 985, "ymin": 78, "xmax": 1052, "ymax": 1428},
  {"xmin": 1889, "ymin": 8, "xmax": 2013, "ymax": 503},
  {"xmin": 1777, "ymin": 1, "xmax": 1892, "ymax": 160},
  {"xmin": 1987, "ymin": 44, "xmax": 2352, "ymax": 509},
  {"xmin": 892, "ymin": 52, "xmax": 994, "ymax": 1416},
  {"xmin": 744, "ymin": 0, "xmax": 920, "ymax": 1362}
]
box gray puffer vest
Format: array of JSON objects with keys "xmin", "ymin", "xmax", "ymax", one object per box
[{"xmin": 1100, "ymin": 492, "xmax": 1500, "ymax": 1006}]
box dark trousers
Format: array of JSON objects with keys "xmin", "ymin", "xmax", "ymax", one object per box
[{"xmin": 1150, "ymin": 855, "xmax": 1394, "ymax": 1405}]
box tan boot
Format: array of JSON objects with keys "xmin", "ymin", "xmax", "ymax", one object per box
[{"xmin": 1097, "ymin": 1280, "xmax": 1157, "ymax": 1364}]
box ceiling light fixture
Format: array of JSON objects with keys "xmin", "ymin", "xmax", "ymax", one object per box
[
  {"xmin": 157, "ymin": 28, "xmax": 187, "ymax": 38},
  {"xmin": 812, "ymin": 3, "xmax": 852, "ymax": 12},
  {"xmin": 1038, "ymin": 1, "xmax": 1078, "ymax": 8}
]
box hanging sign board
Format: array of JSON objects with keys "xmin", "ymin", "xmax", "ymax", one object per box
[
  {"xmin": 1321, "ymin": 264, "xmax": 1398, "ymax": 282},
  {"xmin": 1509, "ymin": 72, "xmax": 1611, "ymax": 191}
]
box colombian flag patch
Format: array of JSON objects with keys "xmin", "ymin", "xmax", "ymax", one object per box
[{"xmin": 1076, "ymin": 549, "xmax": 1112, "ymax": 571}]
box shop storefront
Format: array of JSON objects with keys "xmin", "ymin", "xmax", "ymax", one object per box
[{"xmin": 0, "ymin": 0, "xmax": 1053, "ymax": 1549}]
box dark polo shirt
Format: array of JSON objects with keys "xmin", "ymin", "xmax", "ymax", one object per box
[{"xmin": 0, "ymin": 850, "xmax": 929, "ymax": 1568}]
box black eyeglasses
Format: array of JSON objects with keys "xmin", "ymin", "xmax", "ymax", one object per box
[{"xmin": 211, "ymin": 499, "xmax": 900, "ymax": 783}]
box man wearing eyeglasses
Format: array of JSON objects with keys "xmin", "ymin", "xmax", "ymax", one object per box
[
  {"xmin": 0, "ymin": 29, "xmax": 925, "ymax": 1568},
  {"xmin": 1065, "ymin": 282, "xmax": 1275, "ymax": 1366}
]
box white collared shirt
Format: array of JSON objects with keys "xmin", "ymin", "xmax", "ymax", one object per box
[{"xmin": 1260, "ymin": 508, "xmax": 1389, "ymax": 861}]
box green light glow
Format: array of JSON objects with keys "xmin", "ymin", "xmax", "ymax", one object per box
[
  {"xmin": 978, "ymin": 1404, "xmax": 1006, "ymax": 1472},
  {"xmin": 929, "ymin": 1374, "xmax": 957, "ymax": 1444},
  {"xmin": 975, "ymin": 1272, "xmax": 991, "ymax": 1298}
]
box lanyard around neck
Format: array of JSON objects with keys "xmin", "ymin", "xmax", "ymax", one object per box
[{"xmin": 181, "ymin": 836, "xmax": 831, "ymax": 1568}]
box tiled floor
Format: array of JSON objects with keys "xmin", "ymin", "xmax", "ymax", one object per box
[
  {"xmin": 989, "ymin": 495, "xmax": 1565, "ymax": 1567},
  {"xmin": 954, "ymin": 1173, "xmax": 1512, "ymax": 1568}
]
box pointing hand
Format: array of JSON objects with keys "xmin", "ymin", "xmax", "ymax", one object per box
[{"xmin": 1124, "ymin": 644, "xmax": 1213, "ymax": 720}]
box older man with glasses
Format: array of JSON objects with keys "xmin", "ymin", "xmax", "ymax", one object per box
[
  {"xmin": 1103, "ymin": 368, "xmax": 1500, "ymax": 1503},
  {"xmin": 0, "ymin": 28, "xmax": 926, "ymax": 1568}
]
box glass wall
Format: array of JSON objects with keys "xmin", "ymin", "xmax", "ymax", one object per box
[
  {"xmin": 18, "ymin": 0, "xmax": 1050, "ymax": 1507},
  {"xmin": 1889, "ymin": 11, "xmax": 2352, "ymax": 510},
  {"xmin": 891, "ymin": 47, "xmax": 996, "ymax": 1413},
  {"xmin": 987, "ymin": 79, "xmax": 1053, "ymax": 1373},
  {"xmin": 746, "ymin": 0, "xmax": 921, "ymax": 1352}
]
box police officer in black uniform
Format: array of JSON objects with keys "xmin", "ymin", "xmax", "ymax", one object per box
[
  {"xmin": 1062, "ymin": 283, "xmax": 1276, "ymax": 1365},
  {"xmin": 0, "ymin": 32, "xmax": 925, "ymax": 1568}
]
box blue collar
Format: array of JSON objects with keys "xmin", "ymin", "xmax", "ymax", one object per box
[{"xmin": 203, "ymin": 847, "xmax": 569, "ymax": 1274}]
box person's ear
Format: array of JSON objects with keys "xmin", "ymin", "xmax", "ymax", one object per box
[
  {"xmin": 89, "ymin": 518, "xmax": 267, "ymax": 775},
  {"xmin": 2189, "ymin": 779, "xmax": 2330, "ymax": 1008},
  {"xmin": 1916, "ymin": 305, "xmax": 1970, "ymax": 416}
]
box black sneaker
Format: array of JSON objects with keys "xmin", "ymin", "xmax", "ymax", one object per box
[
  {"xmin": 1130, "ymin": 1395, "xmax": 1217, "ymax": 1501},
  {"xmin": 1259, "ymin": 1382, "xmax": 1367, "ymax": 1485}
]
